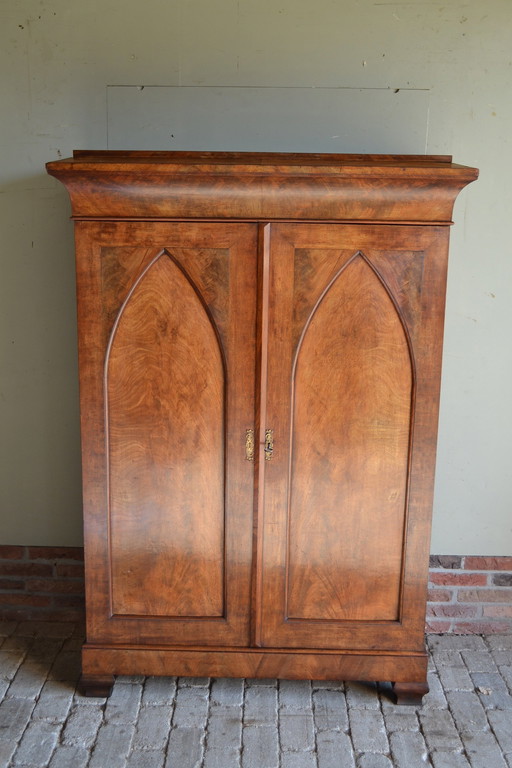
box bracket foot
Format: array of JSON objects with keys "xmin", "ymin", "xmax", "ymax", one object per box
[
  {"xmin": 80, "ymin": 674, "xmax": 115, "ymax": 698},
  {"xmin": 391, "ymin": 681, "xmax": 429, "ymax": 706}
]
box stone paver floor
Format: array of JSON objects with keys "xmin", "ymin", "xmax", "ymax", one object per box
[{"xmin": 0, "ymin": 621, "xmax": 511, "ymax": 767}]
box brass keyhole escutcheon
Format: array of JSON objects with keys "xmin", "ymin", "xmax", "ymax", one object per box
[
  {"xmin": 264, "ymin": 429, "xmax": 274, "ymax": 461},
  {"xmin": 245, "ymin": 429, "xmax": 255, "ymax": 461}
]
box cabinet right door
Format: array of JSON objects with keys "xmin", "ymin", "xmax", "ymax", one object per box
[{"xmin": 257, "ymin": 223, "xmax": 449, "ymax": 651}]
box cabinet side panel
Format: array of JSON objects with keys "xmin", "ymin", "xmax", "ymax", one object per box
[
  {"xmin": 287, "ymin": 253, "xmax": 412, "ymax": 621},
  {"xmin": 106, "ymin": 252, "xmax": 225, "ymax": 617}
]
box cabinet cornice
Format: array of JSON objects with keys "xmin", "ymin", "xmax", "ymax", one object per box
[{"xmin": 46, "ymin": 151, "xmax": 478, "ymax": 223}]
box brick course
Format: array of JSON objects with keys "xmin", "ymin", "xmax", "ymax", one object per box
[
  {"xmin": 429, "ymin": 573, "xmax": 487, "ymax": 586},
  {"xmin": 427, "ymin": 589, "xmax": 452, "ymax": 602},
  {"xmin": 0, "ymin": 545, "xmax": 25, "ymax": 559},
  {"xmin": 464, "ymin": 556, "xmax": 512, "ymax": 571},
  {"xmin": 0, "ymin": 547, "xmax": 510, "ymax": 633}
]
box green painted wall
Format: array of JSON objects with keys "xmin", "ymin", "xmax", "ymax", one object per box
[{"xmin": 1, "ymin": 0, "xmax": 511, "ymax": 553}]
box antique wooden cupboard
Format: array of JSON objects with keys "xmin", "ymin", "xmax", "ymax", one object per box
[{"xmin": 46, "ymin": 151, "xmax": 477, "ymax": 704}]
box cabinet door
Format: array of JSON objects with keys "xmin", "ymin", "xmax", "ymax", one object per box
[
  {"xmin": 257, "ymin": 223, "xmax": 448, "ymax": 651},
  {"xmin": 76, "ymin": 221, "xmax": 257, "ymax": 647}
]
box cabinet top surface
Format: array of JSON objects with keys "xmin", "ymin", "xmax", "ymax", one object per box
[{"xmin": 48, "ymin": 150, "xmax": 478, "ymax": 178}]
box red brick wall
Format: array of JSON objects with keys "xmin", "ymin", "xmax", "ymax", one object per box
[
  {"xmin": 427, "ymin": 555, "xmax": 512, "ymax": 633},
  {"xmin": 0, "ymin": 546, "xmax": 84, "ymax": 622},
  {"xmin": 0, "ymin": 547, "xmax": 510, "ymax": 633}
]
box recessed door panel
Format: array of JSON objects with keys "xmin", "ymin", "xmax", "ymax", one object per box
[
  {"xmin": 287, "ymin": 253, "xmax": 412, "ymax": 621},
  {"xmin": 107, "ymin": 252, "xmax": 225, "ymax": 618}
]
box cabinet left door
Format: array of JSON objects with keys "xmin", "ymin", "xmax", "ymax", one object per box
[{"xmin": 75, "ymin": 221, "xmax": 257, "ymax": 647}]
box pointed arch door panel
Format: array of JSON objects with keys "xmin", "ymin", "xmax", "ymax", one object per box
[
  {"xmin": 76, "ymin": 221, "xmax": 257, "ymax": 646},
  {"xmin": 258, "ymin": 223, "xmax": 446, "ymax": 650},
  {"xmin": 107, "ymin": 250, "xmax": 226, "ymax": 619}
]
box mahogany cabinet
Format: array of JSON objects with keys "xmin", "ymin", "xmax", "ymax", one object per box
[{"xmin": 46, "ymin": 151, "xmax": 477, "ymax": 704}]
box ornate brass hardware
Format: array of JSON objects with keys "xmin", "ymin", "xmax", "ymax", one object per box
[
  {"xmin": 264, "ymin": 429, "xmax": 274, "ymax": 461},
  {"xmin": 245, "ymin": 429, "xmax": 255, "ymax": 461}
]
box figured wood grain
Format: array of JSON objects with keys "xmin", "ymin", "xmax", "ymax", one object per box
[
  {"xmin": 46, "ymin": 151, "xmax": 478, "ymax": 222},
  {"xmin": 287, "ymin": 252, "xmax": 412, "ymax": 622},
  {"xmin": 100, "ymin": 246, "xmax": 159, "ymax": 325},
  {"xmin": 107, "ymin": 251, "xmax": 225, "ymax": 617}
]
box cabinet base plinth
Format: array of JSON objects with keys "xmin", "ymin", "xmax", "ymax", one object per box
[
  {"xmin": 82, "ymin": 643, "xmax": 428, "ymax": 701},
  {"xmin": 391, "ymin": 681, "xmax": 429, "ymax": 706},
  {"xmin": 80, "ymin": 674, "xmax": 115, "ymax": 698}
]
